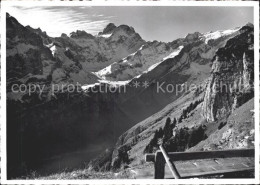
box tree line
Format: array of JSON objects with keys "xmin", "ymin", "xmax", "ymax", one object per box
[{"xmin": 144, "ymin": 116, "xmax": 207, "ymax": 153}]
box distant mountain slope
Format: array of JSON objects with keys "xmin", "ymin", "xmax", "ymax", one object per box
[
  {"xmin": 94, "ymin": 27, "xmax": 239, "ymax": 81},
  {"xmin": 7, "ymin": 13, "xmax": 145, "ymax": 93}
]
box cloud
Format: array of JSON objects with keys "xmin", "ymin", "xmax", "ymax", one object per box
[{"xmin": 7, "ymin": 6, "xmax": 113, "ymax": 37}]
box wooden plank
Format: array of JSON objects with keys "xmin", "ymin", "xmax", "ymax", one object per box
[
  {"xmin": 159, "ymin": 145, "xmax": 181, "ymax": 179},
  {"xmin": 181, "ymin": 169, "xmax": 254, "ymax": 179},
  {"xmin": 174, "ymin": 157, "xmax": 254, "ymax": 178},
  {"xmin": 163, "ymin": 149, "xmax": 254, "ymax": 161},
  {"xmin": 145, "ymin": 149, "xmax": 254, "ymax": 179},
  {"xmin": 164, "ymin": 164, "xmax": 252, "ymax": 179},
  {"xmin": 145, "ymin": 153, "xmax": 155, "ymax": 162},
  {"xmin": 145, "ymin": 149, "xmax": 254, "ymax": 162}
]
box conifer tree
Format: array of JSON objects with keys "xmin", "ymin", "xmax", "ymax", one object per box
[
  {"xmin": 158, "ymin": 127, "xmax": 164, "ymax": 138},
  {"xmin": 172, "ymin": 118, "xmax": 177, "ymax": 128},
  {"xmin": 163, "ymin": 117, "xmax": 173, "ymax": 143}
]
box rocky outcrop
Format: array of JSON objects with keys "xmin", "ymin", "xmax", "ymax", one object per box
[
  {"xmin": 70, "ymin": 30, "xmax": 95, "ymax": 39},
  {"xmin": 202, "ymin": 25, "xmax": 254, "ymax": 122}
]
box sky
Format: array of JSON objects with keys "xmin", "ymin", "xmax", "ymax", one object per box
[{"xmin": 6, "ymin": 6, "xmax": 253, "ymax": 42}]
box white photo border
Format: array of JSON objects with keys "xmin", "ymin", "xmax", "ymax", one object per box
[{"xmin": 1, "ymin": 0, "xmax": 259, "ymax": 184}]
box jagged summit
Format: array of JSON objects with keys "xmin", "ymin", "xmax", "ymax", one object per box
[
  {"xmin": 101, "ymin": 23, "xmax": 117, "ymax": 35},
  {"xmin": 117, "ymin": 24, "xmax": 136, "ymax": 34},
  {"xmin": 6, "ymin": 13, "xmax": 20, "ymax": 28},
  {"xmin": 61, "ymin": 33, "xmax": 68, "ymax": 37},
  {"xmin": 240, "ymin": 22, "xmax": 254, "ymax": 33},
  {"xmin": 26, "ymin": 26, "xmax": 43, "ymax": 33},
  {"xmin": 184, "ymin": 32, "xmax": 202, "ymax": 42},
  {"xmin": 69, "ymin": 30, "xmax": 94, "ymax": 39},
  {"xmin": 26, "ymin": 26, "xmax": 49, "ymax": 38},
  {"xmin": 245, "ymin": 22, "xmax": 254, "ymax": 28},
  {"xmin": 98, "ymin": 23, "xmax": 137, "ymax": 37}
]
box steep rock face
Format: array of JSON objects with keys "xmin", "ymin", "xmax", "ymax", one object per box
[
  {"xmin": 6, "ymin": 13, "xmax": 53, "ymax": 81},
  {"xmin": 202, "ymin": 25, "xmax": 254, "ymax": 122}
]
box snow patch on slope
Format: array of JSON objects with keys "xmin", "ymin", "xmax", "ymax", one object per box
[
  {"xmin": 50, "ymin": 45, "xmax": 57, "ymax": 56},
  {"xmin": 163, "ymin": 46, "xmax": 184, "ymax": 61},
  {"xmin": 203, "ymin": 28, "xmax": 240, "ymax": 44},
  {"xmin": 93, "ymin": 63, "xmax": 114, "ymax": 80},
  {"xmin": 81, "ymin": 80, "xmax": 130, "ymax": 91},
  {"xmin": 99, "ymin": 79, "xmax": 130, "ymax": 86},
  {"xmin": 145, "ymin": 45, "xmax": 184, "ymax": 73},
  {"xmin": 129, "ymin": 45, "xmax": 145, "ymax": 57},
  {"xmin": 95, "ymin": 44, "xmax": 184, "ymax": 81},
  {"xmin": 99, "ymin": 33, "xmax": 112, "ymax": 38},
  {"xmin": 81, "ymin": 83, "xmax": 100, "ymax": 90}
]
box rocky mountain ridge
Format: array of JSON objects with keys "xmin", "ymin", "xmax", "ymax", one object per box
[
  {"xmin": 7, "ymin": 13, "xmax": 145, "ymax": 94},
  {"xmin": 94, "ymin": 26, "xmax": 240, "ymax": 82}
]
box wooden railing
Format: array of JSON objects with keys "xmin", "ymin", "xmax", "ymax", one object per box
[{"xmin": 145, "ymin": 145, "xmax": 255, "ymax": 179}]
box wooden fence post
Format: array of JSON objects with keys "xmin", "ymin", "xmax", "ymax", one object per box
[
  {"xmin": 159, "ymin": 145, "xmax": 181, "ymax": 179},
  {"xmin": 154, "ymin": 150, "xmax": 165, "ymax": 179}
]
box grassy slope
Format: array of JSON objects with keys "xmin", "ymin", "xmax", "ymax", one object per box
[
  {"xmin": 114, "ymin": 62, "xmax": 212, "ymax": 168},
  {"xmin": 28, "ymin": 169, "xmax": 134, "ymax": 180},
  {"xmin": 118, "ymin": 97, "xmax": 255, "ymax": 179},
  {"xmin": 188, "ymin": 98, "xmax": 255, "ymax": 152}
]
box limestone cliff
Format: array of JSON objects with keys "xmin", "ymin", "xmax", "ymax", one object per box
[{"xmin": 202, "ymin": 24, "xmax": 254, "ymax": 122}]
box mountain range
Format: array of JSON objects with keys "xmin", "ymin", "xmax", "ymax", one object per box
[{"xmin": 6, "ymin": 13, "xmax": 254, "ymax": 178}]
